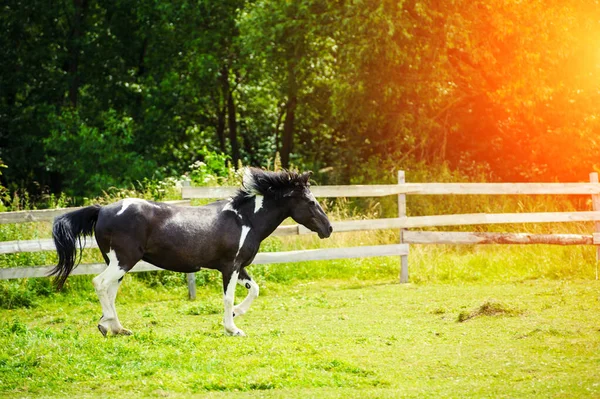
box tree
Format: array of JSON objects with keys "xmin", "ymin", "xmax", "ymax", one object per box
[{"xmin": 240, "ymin": 0, "xmax": 335, "ymax": 168}]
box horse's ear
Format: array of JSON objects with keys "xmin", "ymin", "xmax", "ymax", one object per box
[{"xmin": 301, "ymin": 171, "xmax": 313, "ymax": 183}]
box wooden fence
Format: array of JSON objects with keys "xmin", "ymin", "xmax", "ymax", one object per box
[{"xmin": 2, "ymin": 172, "xmax": 600, "ymax": 295}]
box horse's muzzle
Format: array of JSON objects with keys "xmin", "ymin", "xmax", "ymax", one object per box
[{"xmin": 318, "ymin": 224, "xmax": 333, "ymax": 239}]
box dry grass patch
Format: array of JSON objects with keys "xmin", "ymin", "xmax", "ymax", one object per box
[{"xmin": 457, "ymin": 299, "xmax": 522, "ymax": 322}]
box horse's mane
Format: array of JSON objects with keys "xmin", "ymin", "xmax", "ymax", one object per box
[{"xmin": 230, "ymin": 167, "xmax": 311, "ymax": 208}]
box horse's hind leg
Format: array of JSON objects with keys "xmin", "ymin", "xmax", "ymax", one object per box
[
  {"xmin": 93, "ymin": 249, "xmax": 134, "ymax": 336},
  {"xmin": 106, "ymin": 277, "xmax": 131, "ymax": 335},
  {"xmin": 233, "ymin": 268, "xmax": 259, "ymax": 318}
]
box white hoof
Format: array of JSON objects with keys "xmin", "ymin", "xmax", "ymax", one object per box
[{"xmin": 233, "ymin": 307, "xmax": 246, "ymax": 318}]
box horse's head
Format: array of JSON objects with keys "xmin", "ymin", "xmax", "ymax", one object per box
[
  {"xmin": 286, "ymin": 172, "xmax": 333, "ymax": 239},
  {"xmin": 241, "ymin": 167, "xmax": 333, "ymax": 239}
]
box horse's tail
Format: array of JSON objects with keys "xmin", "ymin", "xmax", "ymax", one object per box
[{"xmin": 49, "ymin": 205, "xmax": 102, "ymax": 290}]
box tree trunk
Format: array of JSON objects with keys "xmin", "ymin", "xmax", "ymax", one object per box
[
  {"xmin": 222, "ymin": 66, "xmax": 240, "ymax": 165},
  {"xmin": 281, "ymin": 63, "xmax": 298, "ymax": 169},
  {"xmin": 216, "ymin": 67, "xmax": 228, "ymax": 152},
  {"xmin": 134, "ymin": 37, "xmax": 148, "ymax": 122},
  {"xmin": 227, "ymin": 91, "xmax": 240, "ymax": 166},
  {"xmin": 216, "ymin": 105, "xmax": 226, "ymax": 152}
]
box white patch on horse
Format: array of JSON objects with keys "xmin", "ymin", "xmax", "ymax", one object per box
[
  {"xmin": 223, "ymin": 200, "xmax": 240, "ymax": 218},
  {"xmin": 92, "ymin": 250, "xmax": 127, "ymax": 335},
  {"xmin": 234, "ymin": 278, "xmax": 259, "ymax": 317},
  {"xmin": 223, "ymin": 270, "xmax": 244, "ymax": 336},
  {"xmin": 116, "ymin": 198, "xmax": 158, "ymax": 216},
  {"xmin": 235, "ymin": 225, "xmax": 251, "ymax": 259},
  {"xmin": 254, "ymin": 195, "xmax": 263, "ymax": 213}
]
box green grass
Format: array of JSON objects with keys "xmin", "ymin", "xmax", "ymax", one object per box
[
  {"xmin": 1, "ymin": 256, "xmax": 599, "ymax": 398},
  {"xmin": 1, "ymin": 190, "xmax": 600, "ymax": 397}
]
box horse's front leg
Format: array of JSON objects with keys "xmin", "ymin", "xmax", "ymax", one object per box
[
  {"xmin": 222, "ymin": 267, "xmax": 245, "ymax": 337},
  {"xmin": 234, "ymin": 268, "xmax": 259, "ymax": 318}
]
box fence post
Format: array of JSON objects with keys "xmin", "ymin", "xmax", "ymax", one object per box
[
  {"xmin": 590, "ymin": 172, "xmax": 600, "ymax": 280},
  {"xmin": 186, "ymin": 273, "xmax": 197, "ymax": 300},
  {"xmin": 398, "ymin": 170, "xmax": 409, "ymax": 283},
  {"xmin": 181, "ymin": 180, "xmax": 197, "ymax": 299}
]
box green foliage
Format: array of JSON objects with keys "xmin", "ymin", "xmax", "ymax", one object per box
[
  {"xmin": 3, "ymin": 0, "xmax": 598, "ymax": 202},
  {"xmin": 0, "ymin": 283, "xmax": 35, "ymax": 309},
  {"xmin": 187, "ymin": 149, "xmax": 236, "ymax": 187},
  {"xmin": 44, "ymin": 109, "xmax": 157, "ymax": 198},
  {"xmin": 132, "ymin": 270, "xmax": 186, "ymax": 289},
  {"xmin": 0, "ymin": 279, "xmax": 53, "ymax": 309}
]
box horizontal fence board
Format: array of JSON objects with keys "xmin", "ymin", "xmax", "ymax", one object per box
[
  {"xmin": 181, "ymin": 185, "xmax": 418, "ymax": 199},
  {"xmin": 0, "ymin": 200, "xmax": 191, "ymax": 225},
  {"xmin": 403, "ymin": 231, "xmax": 593, "ymax": 245},
  {"xmin": 0, "ymin": 244, "xmax": 409, "ymax": 280},
  {"xmin": 0, "ymin": 238, "xmax": 98, "ymax": 254},
  {"xmin": 0, "ymin": 208, "xmax": 84, "ymax": 224},
  {"xmin": 403, "ymin": 183, "xmax": 600, "ymax": 195},
  {"xmin": 0, "ymin": 262, "xmax": 161, "ymax": 280},
  {"xmin": 4, "ymin": 211, "xmax": 600, "ymax": 255},
  {"xmin": 272, "ymin": 225, "xmax": 300, "ymax": 236},
  {"xmin": 253, "ymin": 244, "xmax": 408, "ymax": 264},
  {"xmin": 182, "ymin": 183, "xmax": 600, "ymax": 200},
  {"xmin": 330, "ymin": 211, "xmax": 600, "ymax": 232},
  {"xmin": 181, "ymin": 186, "xmax": 238, "ymax": 199},
  {"xmin": 311, "ymin": 185, "xmax": 419, "ymax": 197},
  {"xmin": 6, "ymin": 183, "xmax": 600, "ymax": 225},
  {"xmin": 401, "ymin": 211, "xmax": 600, "ymax": 229}
]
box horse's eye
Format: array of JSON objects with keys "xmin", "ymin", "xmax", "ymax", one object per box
[{"xmin": 309, "ymin": 200, "xmax": 317, "ymax": 206}]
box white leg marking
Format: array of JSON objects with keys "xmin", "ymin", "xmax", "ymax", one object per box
[
  {"xmin": 92, "ymin": 250, "xmax": 127, "ymax": 335},
  {"xmin": 107, "ymin": 279, "xmax": 129, "ymax": 334},
  {"xmin": 254, "ymin": 195, "xmax": 263, "ymax": 213},
  {"xmin": 234, "ymin": 278, "xmax": 259, "ymax": 317},
  {"xmin": 223, "ymin": 271, "xmax": 244, "ymax": 336}
]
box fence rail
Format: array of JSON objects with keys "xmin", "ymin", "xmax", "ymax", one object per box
[
  {"xmin": 5, "ymin": 183, "xmax": 600, "ymax": 225},
  {"xmin": 0, "ymin": 244, "xmax": 409, "ymax": 280},
  {"xmin": 4, "ymin": 211, "xmax": 600, "ymax": 256},
  {"xmin": 2, "ymin": 173, "xmax": 600, "ymax": 287},
  {"xmin": 0, "ymin": 200, "xmax": 191, "ymax": 224},
  {"xmin": 182, "ymin": 183, "xmax": 600, "ymax": 199},
  {"xmin": 403, "ymin": 231, "xmax": 597, "ymax": 245}
]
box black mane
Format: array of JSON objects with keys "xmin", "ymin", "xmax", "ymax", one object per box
[{"xmin": 231, "ymin": 168, "xmax": 311, "ymax": 208}]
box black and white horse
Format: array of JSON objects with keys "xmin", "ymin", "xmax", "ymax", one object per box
[{"xmin": 50, "ymin": 168, "xmax": 332, "ymax": 337}]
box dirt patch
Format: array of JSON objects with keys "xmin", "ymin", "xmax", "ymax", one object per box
[{"xmin": 457, "ymin": 300, "xmax": 521, "ymax": 322}]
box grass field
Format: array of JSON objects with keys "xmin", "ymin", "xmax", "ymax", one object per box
[
  {"xmin": 1, "ymin": 192, "xmax": 600, "ymax": 398},
  {"xmin": 1, "ymin": 248, "xmax": 600, "ymax": 398}
]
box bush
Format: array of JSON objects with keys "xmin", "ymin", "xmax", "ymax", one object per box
[
  {"xmin": 0, "ymin": 279, "xmax": 55, "ymax": 309},
  {"xmin": 44, "ymin": 109, "xmax": 158, "ymax": 198},
  {"xmin": 0, "ymin": 282, "xmax": 36, "ymax": 309}
]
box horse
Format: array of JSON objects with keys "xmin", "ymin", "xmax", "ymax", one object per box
[{"xmin": 50, "ymin": 168, "xmax": 332, "ymax": 337}]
